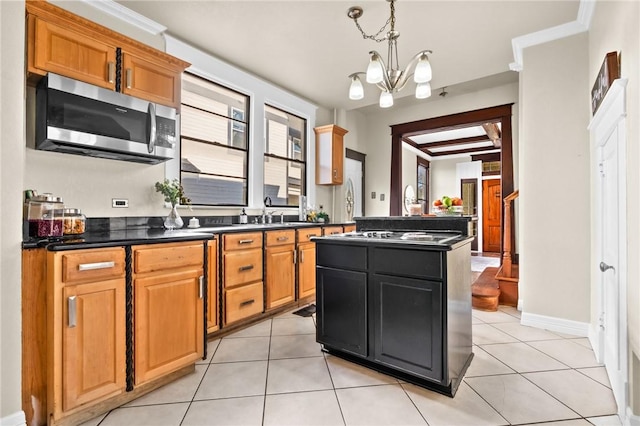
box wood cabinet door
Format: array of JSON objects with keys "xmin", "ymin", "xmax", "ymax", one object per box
[
  {"xmin": 134, "ymin": 269, "xmax": 204, "ymax": 385},
  {"xmin": 207, "ymin": 240, "xmax": 219, "ymax": 333},
  {"xmin": 32, "ymin": 17, "xmax": 116, "ymax": 90},
  {"xmin": 122, "ymin": 52, "xmax": 181, "ymax": 108},
  {"xmin": 265, "ymin": 245, "xmax": 296, "ymax": 310},
  {"xmin": 298, "ymin": 243, "xmax": 316, "ymax": 299},
  {"xmin": 61, "ymin": 278, "xmax": 125, "ymax": 411},
  {"xmin": 314, "ymin": 125, "xmax": 347, "ymax": 185}
]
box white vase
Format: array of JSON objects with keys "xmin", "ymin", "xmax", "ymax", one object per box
[{"xmin": 164, "ymin": 204, "xmax": 184, "ymax": 230}]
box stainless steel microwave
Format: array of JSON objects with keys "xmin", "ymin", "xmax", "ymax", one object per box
[{"xmin": 36, "ymin": 73, "xmax": 178, "ymax": 164}]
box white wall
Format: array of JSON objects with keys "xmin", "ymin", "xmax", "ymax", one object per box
[
  {"xmin": 519, "ymin": 33, "xmax": 591, "ymax": 322},
  {"xmin": 1, "ymin": 1, "xmax": 26, "ymax": 421},
  {"xmin": 23, "ymin": 4, "xmax": 332, "ymax": 220},
  {"xmin": 353, "ymin": 83, "xmax": 519, "ymax": 217},
  {"xmin": 588, "ymin": 0, "xmax": 640, "ymax": 413},
  {"xmin": 430, "ymin": 157, "xmax": 463, "ymax": 204}
]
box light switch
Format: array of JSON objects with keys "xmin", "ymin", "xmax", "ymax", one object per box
[
  {"xmin": 371, "ymin": 192, "xmax": 376, "ymax": 199},
  {"xmin": 380, "ymin": 194, "xmax": 385, "ymax": 201}
]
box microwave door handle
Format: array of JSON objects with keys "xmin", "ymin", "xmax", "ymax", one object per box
[{"xmin": 147, "ymin": 103, "xmax": 157, "ymax": 154}]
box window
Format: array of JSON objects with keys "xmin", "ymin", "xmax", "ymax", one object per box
[
  {"xmin": 264, "ymin": 105, "xmax": 306, "ymax": 207},
  {"xmin": 180, "ymin": 73, "xmax": 249, "ymax": 206}
]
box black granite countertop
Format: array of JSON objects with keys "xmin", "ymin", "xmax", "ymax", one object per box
[
  {"xmin": 22, "ymin": 221, "xmax": 357, "ymax": 251},
  {"xmin": 312, "ymin": 231, "xmax": 474, "ymax": 251}
]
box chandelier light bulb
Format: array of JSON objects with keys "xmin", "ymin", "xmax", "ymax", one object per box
[
  {"xmin": 379, "ymin": 91, "xmax": 394, "ymax": 108},
  {"xmin": 349, "ymin": 75, "xmax": 364, "ymax": 100},
  {"xmin": 414, "ymin": 55, "xmax": 432, "ymax": 83},
  {"xmin": 366, "ymin": 55, "xmax": 384, "ymax": 84},
  {"xmin": 415, "ymin": 82, "xmax": 432, "ymax": 99}
]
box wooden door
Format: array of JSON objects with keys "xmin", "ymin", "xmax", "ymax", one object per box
[
  {"xmin": 207, "ymin": 240, "xmax": 219, "ymax": 333},
  {"xmin": 265, "ymin": 245, "xmax": 296, "ymax": 309},
  {"xmin": 62, "ymin": 279, "xmax": 125, "ymax": 411},
  {"xmin": 482, "ymin": 179, "xmax": 501, "ymax": 253},
  {"xmin": 31, "ymin": 16, "xmax": 116, "ymax": 90},
  {"xmin": 298, "ymin": 243, "xmax": 316, "ymax": 299},
  {"xmin": 134, "ymin": 269, "xmax": 204, "ymax": 385},
  {"xmin": 122, "ymin": 52, "xmax": 181, "ymax": 108}
]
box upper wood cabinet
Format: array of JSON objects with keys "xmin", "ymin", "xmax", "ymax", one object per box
[
  {"xmin": 314, "ymin": 125, "xmax": 348, "ymax": 185},
  {"xmin": 26, "ymin": 0, "xmax": 190, "ymax": 108}
]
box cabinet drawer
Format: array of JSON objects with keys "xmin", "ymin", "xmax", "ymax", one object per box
[
  {"xmin": 134, "ymin": 242, "xmax": 203, "ymax": 274},
  {"xmin": 323, "ymin": 226, "xmax": 343, "ymax": 236},
  {"xmin": 265, "ymin": 229, "xmax": 295, "ymax": 247},
  {"xmin": 343, "ymin": 224, "xmax": 356, "ymax": 233},
  {"xmin": 297, "ymin": 227, "xmax": 322, "ymax": 243},
  {"xmin": 225, "ymin": 282, "xmax": 264, "ymax": 324},
  {"xmin": 372, "ymin": 247, "xmax": 443, "ymax": 279},
  {"xmin": 62, "ymin": 248, "xmax": 125, "ymax": 284},
  {"xmin": 223, "ymin": 232, "xmax": 263, "ymax": 251},
  {"xmin": 223, "ymin": 249, "xmax": 263, "ymax": 288},
  {"xmin": 316, "ymin": 242, "xmax": 367, "ymax": 271}
]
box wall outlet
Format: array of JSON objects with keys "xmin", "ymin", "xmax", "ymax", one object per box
[
  {"xmin": 112, "ymin": 198, "xmax": 129, "ymax": 208},
  {"xmin": 380, "ymin": 193, "xmax": 385, "ymax": 201},
  {"xmin": 371, "ymin": 192, "xmax": 376, "ymax": 199}
]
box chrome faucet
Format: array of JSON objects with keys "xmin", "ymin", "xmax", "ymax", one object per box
[{"xmin": 262, "ymin": 196, "xmax": 272, "ymax": 224}]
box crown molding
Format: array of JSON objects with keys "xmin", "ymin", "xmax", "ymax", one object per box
[
  {"xmin": 510, "ymin": 0, "xmax": 595, "ymax": 72},
  {"xmin": 80, "ymin": 0, "xmax": 167, "ymax": 35}
]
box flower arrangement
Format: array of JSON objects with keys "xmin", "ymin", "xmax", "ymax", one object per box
[{"xmin": 155, "ymin": 179, "xmax": 191, "ymax": 207}]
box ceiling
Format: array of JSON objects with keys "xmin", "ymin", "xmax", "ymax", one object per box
[{"xmin": 114, "ymin": 0, "xmax": 580, "ymax": 157}]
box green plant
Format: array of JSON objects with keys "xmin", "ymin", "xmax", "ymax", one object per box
[
  {"xmin": 155, "ymin": 179, "xmax": 190, "ymax": 207},
  {"xmin": 316, "ymin": 211, "xmax": 330, "ymax": 222}
]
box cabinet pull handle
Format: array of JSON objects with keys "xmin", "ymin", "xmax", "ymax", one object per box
[
  {"xmin": 307, "ymin": 233, "xmax": 317, "ymax": 238},
  {"xmin": 68, "ymin": 296, "xmax": 77, "ymax": 328},
  {"xmin": 239, "ymin": 265, "xmax": 254, "ymax": 272},
  {"xmin": 126, "ymin": 69, "xmax": 132, "ymax": 89},
  {"xmin": 333, "ymin": 169, "xmax": 337, "ymax": 178},
  {"xmin": 293, "ymin": 249, "xmax": 297, "ymax": 264},
  {"xmin": 277, "ymin": 236, "xmax": 289, "ymax": 242},
  {"xmin": 300, "ymin": 249, "xmax": 304, "ymax": 263},
  {"xmin": 199, "ymin": 276, "xmax": 204, "ymax": 299},
  {"xmin": 78, "ymin": 261, "xmax": 115, "ymax": 271},
  {"xmin": 330, "ymin": 231, "xmax": 340, "ymax": 235},
  {"xmin": 107, "ymin": 62, "xmax": 115, "ymax": 84},
  {"xmin": 239, "ymin": 239, "xmax": 254, "ymax": 244},
  {"xmin": 240, "ymin": 299, "xmax": 255, "ymax": 307}
]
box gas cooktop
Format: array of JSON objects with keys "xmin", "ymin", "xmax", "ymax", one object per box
[{"xmin": 338, "ymin": 230, "xmax": 462, "ymax": 244}]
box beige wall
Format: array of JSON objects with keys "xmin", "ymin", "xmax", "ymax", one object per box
[
  {"xmin": 1, "ymin": 0, "xmax": 26, "ymax": 419},
  {"xmin": 589, "ymin": 0, "xmax": 640, "ymax": 413},
  {"xmin": 353, "ymin": 83, "xmax": 519, "ymax": 217},
  {"xmin": 519, "ymin": 33, "xmax": 591, "ymax": 321},
  {"xmin": 431, "ymin": 157, "xmax": 463, "ymax": 204}
]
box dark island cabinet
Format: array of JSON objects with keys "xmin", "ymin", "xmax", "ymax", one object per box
[
  {"xmin": 315, "ymin": 239, "xmax": 472, "ymax": 397},
  {"xmin": 372, "ymin": 274, "xmax": 443, "ymax": 382},
  {"xmin": 316, "ymin": 266, "xmax": 368, "ymax": 357}
]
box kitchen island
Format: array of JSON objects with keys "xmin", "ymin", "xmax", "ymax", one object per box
[{"xmin": 313, "ymin": 228, "xmax": 473, "ymax": 397}]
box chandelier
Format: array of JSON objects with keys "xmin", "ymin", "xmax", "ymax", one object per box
[{"xmin": 347, "ymin": 0, "xmax": 433, "ymax": 108}]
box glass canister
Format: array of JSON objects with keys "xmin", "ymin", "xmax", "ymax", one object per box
[
  {"xmin": 62, "ymin": 208, "xmax": 86, "ymax": 235},
  {"xmin": 27, "ymin": 194, "xmax": 64, "ymax": 237}
]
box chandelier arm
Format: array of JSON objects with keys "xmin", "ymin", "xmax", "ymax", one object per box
[
  {"xmin": 394, "ymin": 50, "xmax": 433, "ymax": 91},
  {"xmin": 369, "ymin": 50, "xmax": 394, "ymax": 92}
]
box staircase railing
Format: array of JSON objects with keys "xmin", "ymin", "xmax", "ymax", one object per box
[{"xmin": 502, "ymin": 190, "xmax": 519, "ymax": 277}]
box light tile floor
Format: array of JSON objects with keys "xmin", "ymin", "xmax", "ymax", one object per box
[
  {"xmin": 79, "ymin": 254, "xmax": 617, "ymax": 425},
  {"xmin": 82, "ymin": 304, "xmax": 621, "ymax": 426}
]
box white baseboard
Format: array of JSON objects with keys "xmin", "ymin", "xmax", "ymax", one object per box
[
  {"xmin": 520, "ymin": 311, "xmax": 589, "ymax": 337},
  {"xmin": 0, "ymin": 411, "xmax": 26, "ymax": 426},
  {"xmin": 627, "ymin": 406, "xmax": 640, "ymax": 426}
]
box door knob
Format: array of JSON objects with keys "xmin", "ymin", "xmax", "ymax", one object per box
[{"xmin": 599, "ymin": 262, "xmax": 615, "ymax": 273}]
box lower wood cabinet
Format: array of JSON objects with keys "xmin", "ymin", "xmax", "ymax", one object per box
[
  {"xmin": 222, "ymin": 232, "xmax": 263, "ymax": 326},
  {"xmin": 296, "ymin": 227, "xmax": 322, "ymax": 300},
  {"xmin": 265, "ymin": 230, "xmax": 296, "ymax": 310},
  {"xmin": 132, "ymin": 242, "xmax": 204, "ymax": 386},
  {"xmin": 207, "ymin": 238, "xmax": 219, "ymax": 334},
  {"xmin": 47, "ymin": 247, "xmax": 127, "ymax": 421}
]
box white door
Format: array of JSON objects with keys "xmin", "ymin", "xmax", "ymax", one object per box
[
  {"xmin": 345, "ymin": 157, "xmax": 363, "ymax": 220},
  {"xmin": 590, "ymin": 79, "xmax": 627, "ymax": 419}
]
